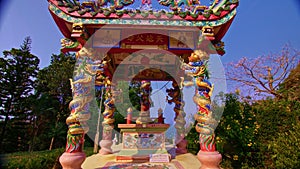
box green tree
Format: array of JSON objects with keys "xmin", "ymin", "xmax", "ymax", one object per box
[
  {"xmin": 114, "ymin": 80, "xmax": 142, "ymax": 117},
  {"xmin": 129, "ymin": 80, "xmax": 142, "ymax": 114},
  {"xmin": 0, "ymin": 37, "xmax": 40, "ymax": 152},
  {"xmin": 27, "ymin": 93, "xmax": 60, "ymax": 151},
  {"xmin": 220, "ymin": 47, "xmax": 300, "ymax": 168},
  {"xmin": 252, "ymin": 64, "xmax": 300, "ymax": 168},
  {"xmin": 35, "ymin": 53, "xmax": 76, "ymax": 150}
]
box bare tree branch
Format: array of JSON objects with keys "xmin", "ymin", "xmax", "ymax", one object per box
[{"xmin": 226, "ymin": 45, "xmax": 300, "ymax": 99}]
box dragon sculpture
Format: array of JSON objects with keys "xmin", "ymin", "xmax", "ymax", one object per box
[
  {"xmin": 136, "ymin": 81, "xmax": 152, "ymax": 124},
  {"xmin": 95, "ymin": 59, "xmax": 111, "ymax": 91},
  {"xmin": 66, "ymin": 47, "xmax": 99, "ymax": 153},
  {"xmin": 98, "ymin": 85, "xmax": 116, "ymax": 154},
  {"xmin": 180, "ymin": 50, "xmax": 218, "ymax": 151},
  {"xmin": 159, "ymin": 0, "xmax": 201, "ymax": 10},
  {"xmin": 97, "ymin": 0, "xmax": 134, "ymax": 9}
]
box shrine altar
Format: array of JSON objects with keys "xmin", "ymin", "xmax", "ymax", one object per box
[{"xmin": 117, "ymin": 124, "xmax": 170, "ymax": 162}]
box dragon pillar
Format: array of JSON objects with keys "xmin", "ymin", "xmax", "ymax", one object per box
[
  {"xmin": 98, "ymin": 84, "xmax": 115, "ymax": 155},
  {"xmin": 181, "ymin": 50, "xmax": 221, "ymax": 168},
  {"xmin": 166, "ymin": 81, "xmax": 187, "ymax": 154},
  {"xmin": 59, "ymin": 47, "xmax": 99, "ymax": 169},
  {"xmin": 136, "ymin": 80, "xmax": 152, "ymax": 124}
]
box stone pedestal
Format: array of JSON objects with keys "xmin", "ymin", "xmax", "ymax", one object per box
[
  {"xmin": 99, "ymin": 125, "xmax": 113, "ymax": 155},
  {"xmin": 117, "ymin": 124, "xmax": 170, "ymax": 162},
  {"xmin": 99, "ymin": 139, "xmax": 113, "ymax": 155},
  {"xmin": 197, "ymin": 151, "xmax": 222, "ymax": 169},
  {"xmin": 59, "ymin": 152, "xmax": 86, "ymax": 169},
  {"xmin": 176, "ymin": 139, "xmax": 188, "ymax": 154}
]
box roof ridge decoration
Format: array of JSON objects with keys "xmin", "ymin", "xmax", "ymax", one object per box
[
  {"xmin": 49, "ymin": 3, "xmax": 236, "ymax": 27},
  {"xmin": 52, "ymin": 0, "xmax": 239, "ymax": 20}
]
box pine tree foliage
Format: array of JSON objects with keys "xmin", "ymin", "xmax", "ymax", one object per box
[{"xmin": 0, "ymin": 37, "xmax": 40, "ymax": 152}]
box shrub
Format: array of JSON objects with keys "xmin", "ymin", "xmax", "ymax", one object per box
[
  {"xmin": 215, "ymin": 93, "xmax": 263, "ymax": 168},
  {"xmin": 2, "ymin": 147, "xmax": 95, "ymax": 169},
  {"xmin": 268, "ymin": 123, "xmax": 300, "ymax": 169},
  {"xmin": 254, "ymin": 99, "xmax": 300, "ymax": 168},
  {"xmin": 2, "ymin": 148, "xmax": 65, "ymax": 169},
  {"xmin": 186, "ymin": 124, "xmax": 200, "ymax": 155}
]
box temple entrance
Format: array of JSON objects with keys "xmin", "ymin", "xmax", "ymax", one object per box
[
  {"xmin": 48, "ymin": 0, "xmax": 239, "ymax": 168},
  {"xmin": 64, "ymin": 26, "xmax": 224, "ymax": 168},
  {"xmin": 92, "ymin": 40, "xmax": 194, "ymax": 160}
]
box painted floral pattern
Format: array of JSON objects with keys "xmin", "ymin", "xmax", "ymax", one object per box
[
  {"xmin": 102, "ymin": 163, "xmax": 180, "ymax": 169},
  {"xmin": 123, "ymin": 133, "xmax": 164, "ymax": 149}
]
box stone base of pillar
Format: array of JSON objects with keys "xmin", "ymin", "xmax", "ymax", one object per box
[
  {"xmin": 59, "ymin": 152, "xmax": 86, "ymax": 169},
  {"xmin": 197, "ymin": 151, "xmax": 222, "ymax": 169},
  {"xmin": 99, "ymin": 140, "xmax": 113, "ymax": 155},
  {"xmin": 176, "ymin": 139, "xmax": 188, "ymax": 154}
]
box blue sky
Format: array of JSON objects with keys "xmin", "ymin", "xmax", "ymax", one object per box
[
  {"xmin": 0, "ymin": 0, "xmax": 299, "ymax": 68},
  {"xmin": 223, "ymin": 0, "xmax": 300, "ymax": 63}
]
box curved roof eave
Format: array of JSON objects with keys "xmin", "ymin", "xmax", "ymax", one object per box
[{"xmin": 49, "ymin": 2, "xmax": 237, "ymax": 28}]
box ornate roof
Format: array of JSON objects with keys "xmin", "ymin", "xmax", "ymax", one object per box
[
  {"xmin": 49, "ymin": 0, "xmax": 238, "ymax": 23},
  {"xmin": 48, "ymin": 0, "xmax": 239, "ymax": 55}
]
